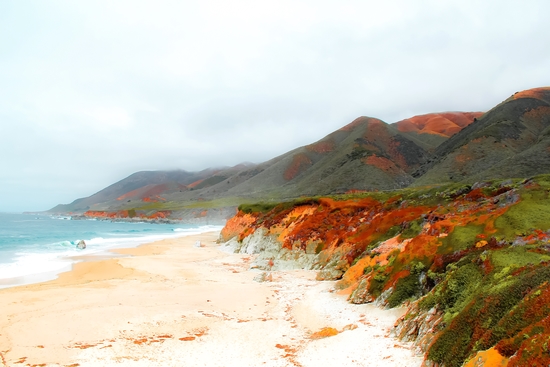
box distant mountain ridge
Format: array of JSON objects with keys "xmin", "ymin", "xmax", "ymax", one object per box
[{"xmin": 50, "ymin": 87, "xmax": 550, "ymax": 217}]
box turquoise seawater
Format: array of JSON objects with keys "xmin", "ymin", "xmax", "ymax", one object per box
[{"xmin": 0, "ymin": 212, "xmax": 222, "ymax": 288}]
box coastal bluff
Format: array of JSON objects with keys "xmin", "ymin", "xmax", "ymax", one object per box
[{"xmin": 219, "ymin": 175, "xmax": 550, "ymax": 367}]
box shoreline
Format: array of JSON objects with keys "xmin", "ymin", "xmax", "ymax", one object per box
[
  {"xmin": 0, "ymin": 231, "xmax": 422, "ymax": 367},
  {"xmin": 0, "ymin": 224, "xmax": 224, "ymax": 290}
]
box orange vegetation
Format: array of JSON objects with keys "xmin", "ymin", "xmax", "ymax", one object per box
[
  {"xmin": 395, "ymin": 112, "xmax": 483, "ymax": 137},
  {"xmin": 187, "ymin": 179, "xmax": 205, "ymax": 189},
  {"xmin": 223, "ymin": 177, "xmax": 550, "ymax": 367},
  {"xmin": 306, "ymin": 139, "xmax": 336, "ymax": 153},
  {"xmin": 364, "ymin": 119, "xmax": 394, "ymax": 147},
  {"xmin": 83, "ymin": 210, "xmax": 171, "ymax": 220},
  {"xmin": 511, "ymin": 87, "xmax": 550, "ymax": 103},
  {"xmin": 219, "ymin": 211, "xmax": 257, "ymax": 242},
  {"xmin": 226, "ymin": 188, "xmax": 516, "ymax": 289},
  {"xmin": 364, "ymin": 154, "xmax": 402, "ymax": 173},
  {"xmin": 116, "ymin": 183, "xmax": 183, "ymax": 201},
  {"xmin": 464, "ymin": 348, "xmax": 509, "ymax": 367},
  {"xmin": 339, "ymin": 116, "xmax": 382, "ymax": 132},
  {"xmin": 283, "ymin": 153, "xmax": 313, "ymax": 181}
]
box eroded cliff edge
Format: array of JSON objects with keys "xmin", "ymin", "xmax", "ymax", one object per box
[{"xmin": 219, "ymin": 175, "xmax": 550, "ymax": 367}]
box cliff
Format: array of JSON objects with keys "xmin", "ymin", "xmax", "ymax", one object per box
[{"xmin": 219, "ymin": 174, "xmax": 550, "ymax": 366}]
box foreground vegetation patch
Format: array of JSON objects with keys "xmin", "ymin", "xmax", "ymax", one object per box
[{"xmin": 224, "ymin": 174, "xmax": 550, "ymax": 366}]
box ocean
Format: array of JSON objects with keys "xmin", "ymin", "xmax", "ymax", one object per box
[{"xmin": 0, "ymin": 212, "xmax": 223, "ymax": 288}]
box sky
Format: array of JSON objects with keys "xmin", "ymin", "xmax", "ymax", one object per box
[{"xmin": 1, "ymin": 0, "xmax": 550, "ymax": 212}]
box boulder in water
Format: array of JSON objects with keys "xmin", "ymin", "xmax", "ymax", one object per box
[{"xmin": 76, "ymin": 240, "xmax": 86, "ymax": 249}]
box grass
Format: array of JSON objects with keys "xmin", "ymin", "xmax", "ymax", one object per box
[
  {"xmin": 238, "ymin": 198, "xmax": 320, "ymax": 214},
  {"xmin": 421, "ymin": 248, "xmax": 550, "ymax": 367},
  {"xmin": 400, "ymin": 219, "xmax": 424, "ymax": 239},
  {"xmin": 494, "ymin": 192, "xmax": 550, "ymax": 239},
  {"xmin": 386, "ymin": 273, "xmax": 421, "ymax": 308},
  {"xmin": 439, "ymin": 224, "xmax": 484, "ymax": 253}
]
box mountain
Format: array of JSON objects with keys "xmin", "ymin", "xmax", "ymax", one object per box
[
  {"xmin": 414, "ymin": 87, "xmax": 550, "ymax": 185},
  {"xmin": 143, "ymin": 112, "xmax": 483, "ymax": 202},
  {"xmin": 394, "ymin": 111, "xmax": 483, "ymax": 150},
  {"xmin": 181, "ymin": 116, "xmax": 432, "ymax": 199},
  {"xmin": 50, "ymin": 164, "xmax": 256, "ymax": 213},
  {"xmin": 50, "ymin": 111, "xmax": 478, "ymax": 216},
  {"xmin": 50, "ymin": 86, "xmax": 550, "ymax": 219}
]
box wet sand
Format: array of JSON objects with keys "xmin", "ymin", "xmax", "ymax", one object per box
[{"xmin": 0, "ymin": 231, "xmax": 422, "ymax": 367}]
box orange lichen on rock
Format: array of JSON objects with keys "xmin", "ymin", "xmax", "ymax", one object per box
[{"xmin": 309, "ymin": 327, "xmax": 339, "ymax": 339}]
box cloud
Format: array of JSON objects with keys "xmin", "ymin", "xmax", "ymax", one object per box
[{"xmin": 1, "ymin": 0, "xmax": 550, "ymax": 211}]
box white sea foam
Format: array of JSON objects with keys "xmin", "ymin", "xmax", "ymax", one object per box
[
  {"xmin": 0, "ymin": 224, "xmax": 224, "ymax": 288},
  {"xmin": 0, "ymin": 251, "xmax": 75, "ymax": 279}
]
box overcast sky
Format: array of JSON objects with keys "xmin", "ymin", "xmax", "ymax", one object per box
[{"xmin": 1, "ymin": 0, "xmax": 549, "ymax": 212}]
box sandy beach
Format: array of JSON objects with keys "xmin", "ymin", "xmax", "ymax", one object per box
[{"xmin": 0, "ymin": 231, "xmax": 422, "ymax": 367}]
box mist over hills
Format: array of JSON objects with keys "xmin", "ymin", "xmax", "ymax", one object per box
[{"xmin": 51, "ymin": 87, "xmax": 550, "ymax": 217}]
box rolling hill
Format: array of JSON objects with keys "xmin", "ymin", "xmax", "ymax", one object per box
[
  {"xmin": 414, "ymin": 87, "xmax": 550, "ymax": 185},
  {"xmin": 49, "ymin": 87, "xmax": 550, "ymax": 219}
]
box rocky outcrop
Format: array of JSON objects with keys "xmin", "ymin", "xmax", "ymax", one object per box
[
  {"xmin": 76, "ymin": 240, "xmax": 86, "ymax": 249},
  {"xmin": 220, "ymin": 227, "xmax": 320, "ymax": 271},
  {"xmin": 392, "ymin": 302, "xmax": 444, "ymax": 354}
]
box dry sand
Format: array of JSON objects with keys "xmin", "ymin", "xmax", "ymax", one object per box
[{"xmin": 0, "ymin": 232, "xmax": 422, "ymax": 367}]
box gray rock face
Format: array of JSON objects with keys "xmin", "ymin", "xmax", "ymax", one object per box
[
  {"xmin": 220, "ymin": 228, "xmax": 319, "ymax": 271},
  {"xmin": 220, "ymin": 227, "xmax": 351, "ymax": 277},
  {"xmin": 348, "ymin": 278, "xmax": 374, "ymax": 304},
  {"xmin": 253, "ymin": 272, "xmax": 273, "ymax": 282},
  {"xmin": 76, "ymin": 240, "xmax": 86, "ymax": 249},
  {"xmin": 316, "ymin": 268, "xmax": 344, "ymax": 281},
  {"xmin": 392, "ymin": 302, "xmax": 444, "ymax": 354}
]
